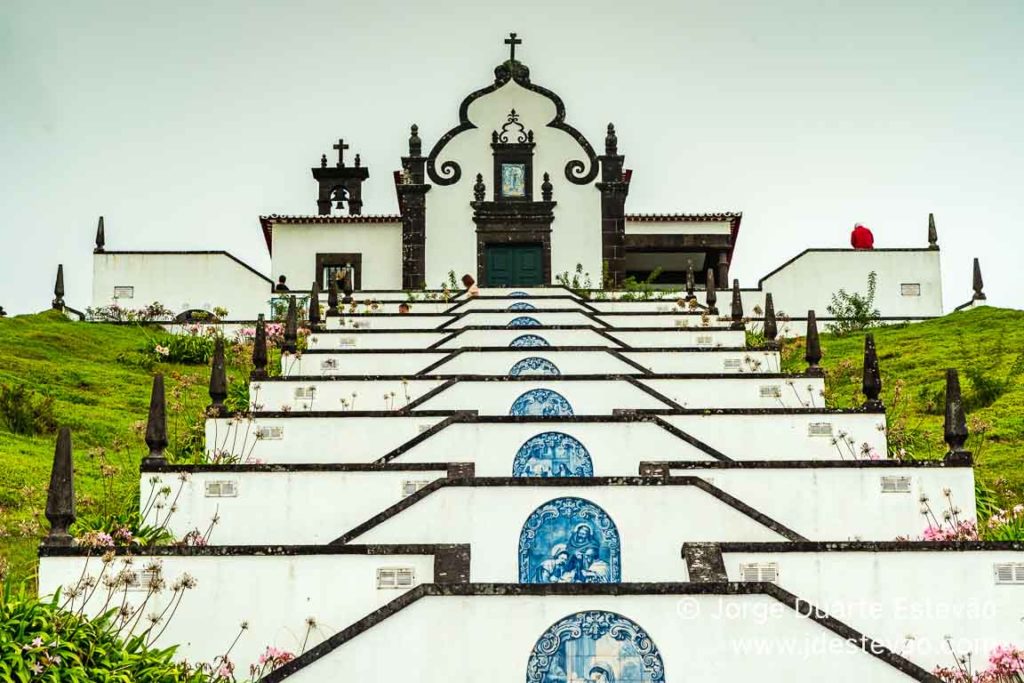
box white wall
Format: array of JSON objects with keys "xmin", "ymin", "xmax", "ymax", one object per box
[
  {"xmin": 622, "ymin": 350, "xmax": 782, "ymax": 373},
  {"xmin": 349, "ymin": 486, "xmax": 785, "ymax": 581},
  {"xmin": 307, "ymin": 332, "xmax": 452, "ymax": 350},
  {"xmin": 425, "ymin": 351, "xmax": 642, "ymax": 375},
  {"xmin": 759, "ymin": 249, "xmax": 943, "ymax": 318},
  {"xmin": 37, "ymin": 552, "xmax": 434, "ymax": 668},
  {"xmin": 270, "ymin": 222, "xmax": 403, "ymax": 290},
  {"xmin": 141, "ymin": 470, "xmax": 448, "ymax": 544},
  {"xmin": 282, "ymin": 352, "xmax": 449, "ymax": 376},
  {"xmin": 325, "ymin": 315, "xmax": 457, "ymax": 330},
  {"xmin": 423, "ymin": 80, "xmax": 602, "ymax": 285},
  {"xmin": 723, "ymin": 549, "xmax": 1024, "ymax": 671},
  {"xmin": 453, "ymin": 297, "xmax": 588, "ymax": 312},
  {"xmin": 412, "ymin": 380, "xmax": 672, "ymax": 414},
  {"xmin": 661, "ymin": 413, "xmax": 888, "ymax": 460},
  {"xmin": 92, "ymin": 252, "xmax": 272, "ymax": 318},
  {"xmin": 291, "ymin": 593, "xmax": 926, "ymax": 683},
  {"xmin": 640, "ymin": 377, "xmax": 826, "ymax": 409},
  {"xmin": 253, "ymin": 378, "xmax": 446, "ymax": 412}
]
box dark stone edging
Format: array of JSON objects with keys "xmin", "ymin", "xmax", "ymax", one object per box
[
  {"xmin": 655, "ymin": 459, "xmax": 972, "ymax": 470},
  {"xmin": 713, "ymin": 540, "xmax": 1024, "ymax": 553},
  {"xmin": 39, "ymin": 543, "xmax": 468, "ymax": 558}
]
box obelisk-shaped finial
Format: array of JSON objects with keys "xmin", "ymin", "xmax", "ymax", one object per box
[
  {"xmin": 282, "ymin": 296, "xmax": 298, "ymax": 353},
  {"xmin": 208, "ymin": 336, "xmax": 228, "ymax": 416},
  {"xmin": 944, "ymin": 368, "xmax": 971, "ymax": 464},
  {"xmin": 705, "ymin": 270, "xmax": 718, "ymax": 315},
  {"xmin": 685, "ymin": 266, "xmax": 695, "ymax": 301},
  {"xmin": 972, "ymin": 258, "xmax": 986, "ymax": 301},
  {"xmin": 763, "ymin": 293, "xmax": 778, "ymax": 349},
  {"xmin": 143, "ymin": 374, "xmax": 168, "ymax": 467},
  {"xmin": 862, "ymin": 334, "xmax": 883, "ymax": 409},
  {"xmin": 43, "ymin": 428, "xmax": 75, "ymax": 546},
  {"xmin": 805, "ymin": 310, "xmax": 822, "ymax": 376},
  {"xmin": 308, "ymin": 281, "xmax": 322, "ymax": 331},
  {"xmin": 327, "ymin": 277, "xmax": 339, "ymax": 316},
  {"xmin": 730, "ymin": 279, "xmax": 744, "ymax": 330},
  {"xmin": 927, "ymin": 213, "xmax": 938, "ymax": 250},
  {"xmin": 52, "ymin": 264, "xmax": 65, "ymax": 310},
  {"xmin": 94, "ymin": 216, "xmax": 106, "ymax": 253},
  {"xmin": 251, "ymin": 314, "xmax": 268, "ymax": 381}
]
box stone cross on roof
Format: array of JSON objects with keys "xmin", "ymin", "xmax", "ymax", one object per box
[
  {"xmin": 333, "ymin": 139, "xmax": 350, "ymax": 167},
  {"xmin": 505, "ymin": 32, "xmax": 522, "ymax": 62}
]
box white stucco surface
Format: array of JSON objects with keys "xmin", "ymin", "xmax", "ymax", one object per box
[{"xmin": 270, "ymin": 222, "xmax": 403, "ymax": 290}]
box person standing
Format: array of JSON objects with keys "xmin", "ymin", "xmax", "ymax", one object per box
[
  {"xmin": 462, "ymin": 274, "xmax": 480, "ymax": 297},
  {"xmin": 275, "ymin": 275, "xmax": 290, "ymax": 292}
]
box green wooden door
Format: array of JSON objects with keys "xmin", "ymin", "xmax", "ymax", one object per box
[{"xmin": 485, "ymin": 244, "xmax": 544, "ymax": 286}]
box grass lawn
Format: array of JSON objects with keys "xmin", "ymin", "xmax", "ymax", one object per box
[{"xmin": 1, "ymin": 306, "xmax": 1022, "ymax": 588}]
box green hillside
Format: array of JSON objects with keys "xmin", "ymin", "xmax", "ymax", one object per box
[{"xmin": 1, "ymin": 307, "xmax": 1022, "ymax": 587}]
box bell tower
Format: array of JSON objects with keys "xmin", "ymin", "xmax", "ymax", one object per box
[{"xmin": 312, "ymin": 138, "xmax": 370, "ymax": 215}]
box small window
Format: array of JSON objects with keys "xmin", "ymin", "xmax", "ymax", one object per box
[
  {"xmin": 401, "ymin": 480, "xmax": 432, "ymax": 498},
  {"xmin": 113, "ymin": 286, "xmax": 134, "ymax": 299},
  {"xmin": 294, "ymin": 386, "xmax": 317, "ymax": 400},
  {"xmin": 808, "ymin": 422, "xmax": 834, "ymax": 437},
  {"xmin": 255, "ymin": 426, "xmax": 283, "ymax": 440},
  {"xmin": 759, "ymin": 385, "xmax": 782, "ymax": 398},
  {"xmin": 901, "ymin": 283, "xmax": 921, "ymax": 297},
  {"xmin": 376, "ymin": 567, "xmax": 416, "ymax": 589},
  {"xmin": 739, "ymin": 562, "xmax": 779, "ymax": 583},
  {"xmin": 204, "ymin": 480, "xmax": 239, "ymax": 497},
  {"xmin": 879, "ymin": 476, "xmax": 912, "ymax": 494},
  {"xmin": 994, "ymin": 563, "xmax": 1024, "ymax": 585}
]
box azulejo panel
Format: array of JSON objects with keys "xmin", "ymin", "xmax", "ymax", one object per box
[
  {"xmin": 510, "ymin": 334, "xmax": 550, "ymax": 348},
  {"xmin": 508, "ymin": 301, "xmax": 538, "ymax": 312},
  {"xmin": 510, "ymin": 388, "xmax": 574, "ymax": 416},
  {"xmin": 509, "ymin": 357, "xmax": 561, "ymax": 377},
  {"xmin": 526, "ymin": 610, "xmax": 665, "ymax": 683},
  {"xmin": 509, "ymin": 316, "xmax": 543, "ymax": 328},
  {"xmin": 512, "ymin": 431, "xmax": 593, "ymax": 477},
  {"xmin": 509, "ymin": 291, "xmax": 530, "ymax": 298},
  {"xmin": 519, "ymin": 496, "xmax": 620, "ymax": 584}
]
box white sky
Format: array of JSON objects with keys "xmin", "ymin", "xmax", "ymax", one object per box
[{"xmin": 2, "ymin": 0, "xmax": 1022, "ymax": 313}]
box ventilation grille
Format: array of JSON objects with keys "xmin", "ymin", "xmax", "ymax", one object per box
[
  {"xmin": 127, "ymin": 567, "xmax": 162, "ymax": 592},
  {"xmin": 401, "ymin": 480, "xmax": 432, "ymax": 498},
  {"xmin": 204, "ymin": 480, "xmax": 238, "ymax": 497},
  {"xmin": 674, "ymin": 319, "xmax": 689, "ymax": 328},
  {"xmin": 879, "ymin": 476, "xmax": 912, "ymax": 494},
  {"xmin": 377, "ymin": 567, "xmax": 416, "ymax": 589},
  {"xmin": 256, "ymin": 426, "xmax": 283, "ymax": 440},
  {"xmin": 320, "ymin": 358, "xmax": 339, "ymax": 371},
  {"xmin": 994, "ymin": 563, "xmax": 1024, "ymax": 585},
  {"xmin": 901, "ymin": 283, "xmax": 922, "ymax": 297},
  {"xmin": 417, "ymin": 423, "xmax": 435, "ymax": 434},
  {"xmin": 723, "ymin": 358, "xmax": 742, "ymax": 370},
  {"xmin": 294, "ymin": 386, "xmax": 317, "ymax": 400},
  {"xmin": 759, "ymin": 385, "xmax": 782, "ymax": 398},
  {"xmin": 739, "ymin": 562, "xmax": 779, "ymax": 583},
  {"xmin": 696, "ymin": 335, "xmax": 714, "ymax": 346},
  {"xmin": 113, "ymin": 286, "xmax": 134, "ymax": 299},
  {"xmin": 808, "ymin": 422, "xmax": 834, "ymax": 437},
  {"xmin": 338, "ymin": 337, "xmax": 357, "ymax": 348}
]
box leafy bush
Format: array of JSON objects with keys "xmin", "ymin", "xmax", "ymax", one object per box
[
  {"xmin": 86, "ymin": 302, "xmax": 174, "ymax": 323},
  {"xmin": 70, "ymin": 507, "xmax": 175, "ymax": 548},
  {"xmin": 0, "ymin": 582, "xmax": 207, "ymax": 682},
  {"xmin": 826, "ymin": 271, "xmax": 880, "ymax": 335},
  {"xmin": 554, "ymin": 263, "xmax": 594, "ymax": 296},
  {"xmin": 0, "ymin": 383, "xmax": 58, "ymax": 436}
]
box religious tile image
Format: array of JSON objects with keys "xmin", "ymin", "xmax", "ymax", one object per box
[
  {"xmin": 509, "ymin": 315, "xmax": 543, "ymax": 327},
  {"xmin": 509, "ymin": 356, "xmax": 561, "ymax": 377},
  {"xmin": 510, "ymin": 388, "xmax": 574, "ymax": 416},
  {"xmin": 526, "ymin": 611, "xmax": 665, "ymax": 683},
  {"xmin": 512, "ymin": 431, "xmax": 593, "ymax": 477},
  {"xmin": 519, "ymin": 497, "xmax": 620, "ymax": 583},
  {"xmin": 502, "ymin": 162, "xmax": 527, "ymax": 197},
  {"xmin": 508, "ymin": 301, "xmax": 538, "ymax": 311},
  {"xmin": 509, "ymin": 291, "xmax": 531, "ymax": 298},
  {"xmin": 509, "ymin": 334, "xmax": 550, "ymax": 348}
]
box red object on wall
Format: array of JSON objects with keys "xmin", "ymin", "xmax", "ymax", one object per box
[{"xmin": 851, "ymin": 223, "xmax": 875, "ymax": 250}]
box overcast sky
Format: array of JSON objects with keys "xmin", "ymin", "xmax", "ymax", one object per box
[{"xmin": 2, "ymin": 0, "xmax": 1022, "ymax": 314}]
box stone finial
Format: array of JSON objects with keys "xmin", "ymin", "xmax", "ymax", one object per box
[
  {"xmin": 44, "ymin": 427, "xmax": 75, "ymax": 546},
  {"xmin": 308, "ymin": 281, "xmax": 322, "ymax": 330},
  {"xmin": 142, "ymin": 374, "xmax": 168, "ymax": 467},
  {"xmin": 805, "ymin": 310, "xmax": 823, "ymax": 376},
  {"xmin": 282, "ymin": 296, "xmax": 298, "ymax": 353},
  {"xmin": 251, "ymin": 314, "xmax": 268, "ymax": 381},
  {"xmin": 473, "ymin": 173, "xmax": 486, "ymax": 202},
  {"xmin": 605, "ymin": 123, "xmax": 618, "ymax": 156},
  {"xmin": 354, "ymin": 153, "xmax": 361, "ymax": 168},
  {"xmin": 94, "ymin": 216, "xmax": 105, "ymax": 253},
  {"xmin": 409, "ymin": 124, "xmax": 422, "ymax": 157},
  {"xmin": 52, "ymin": 264, "xmax": 65, "ymax": 310},
  {"xmin": 928, "ymin": 213, "xmax": 939, "ymax": 249},
  {"xmin": 320, "ymin": 153, "xmax": 327, "ymax": 168},
  {"xmin": 730, "ymin": 279, "xmax": 744, "ymax": 330},
  {"xmin": 972, "ymin": 257, "xmax": 986, "ymax": 301},
  {"xmin": 327, "ymin": 277, "xmax": 339, "ymax": 316},
  {"xmin": 541, "ymin": 172, "xmax": 553, "ymax": 202},
  {"xmin": 705, "ymin": 269, "xmax": 718, "ymax": 315},
  {"xmin": 944, "ymin": 368, "xmax": 971, "ymax": 464},
  {"xmin": 208, "ymin": 336, "xmax": 228, "ymax": 415},
  {"xmin": 862, "ymin": 333, "xmax": 883, "ymax": 409},
  {"xmin": 685, "ymin": 266, "xmax": 696, "ymax": 300},
  {"xmin": 341, "ymin": 271, "xmax": 354, "ymax": 304},
  {"xmin": 763, "ymin": 293, "xmax": 778, "ymax": 349}
]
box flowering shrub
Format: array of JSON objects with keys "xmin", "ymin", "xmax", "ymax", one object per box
[
  {"xmin": 87, "ymin": 302, "xmax": 174, "ymax": 322},
  {"xmin": 935, "ymin": 644, "xmax": 1024, "ymax": 682},
  {"xmin": 71, "ymin": 507, "xmax": 175, "ymax": 548},
  {"xmin": 984, "ymin": 505, "xmax": 1024, "ymax": 541},
  {"xmin": 900, "ymin": 489, "xmax": 980, "ymax": 541}
]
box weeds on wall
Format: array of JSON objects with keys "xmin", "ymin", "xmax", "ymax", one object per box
[{"xmin": 826, "ymin": 271, "xmax": 881, "ymax": 335}]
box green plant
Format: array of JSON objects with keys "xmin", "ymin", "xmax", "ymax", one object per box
[
  {"xmin": 70, "ymin": 507, "xmax": 175, "ymax": 547},
  {"xmin": 826, "ymin": 271, "xmax": 880, "ymax": 335},
  {"xmin": 618, "ymin": 268, "xmax": 664, "ymax": 301},
  {"xmin": 0, "ymin": 383, "xmax": 57, "ymax": 436},
  {"xmin": 554, "ymin": 263, "xmax": 593, "ymax": 296}
]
